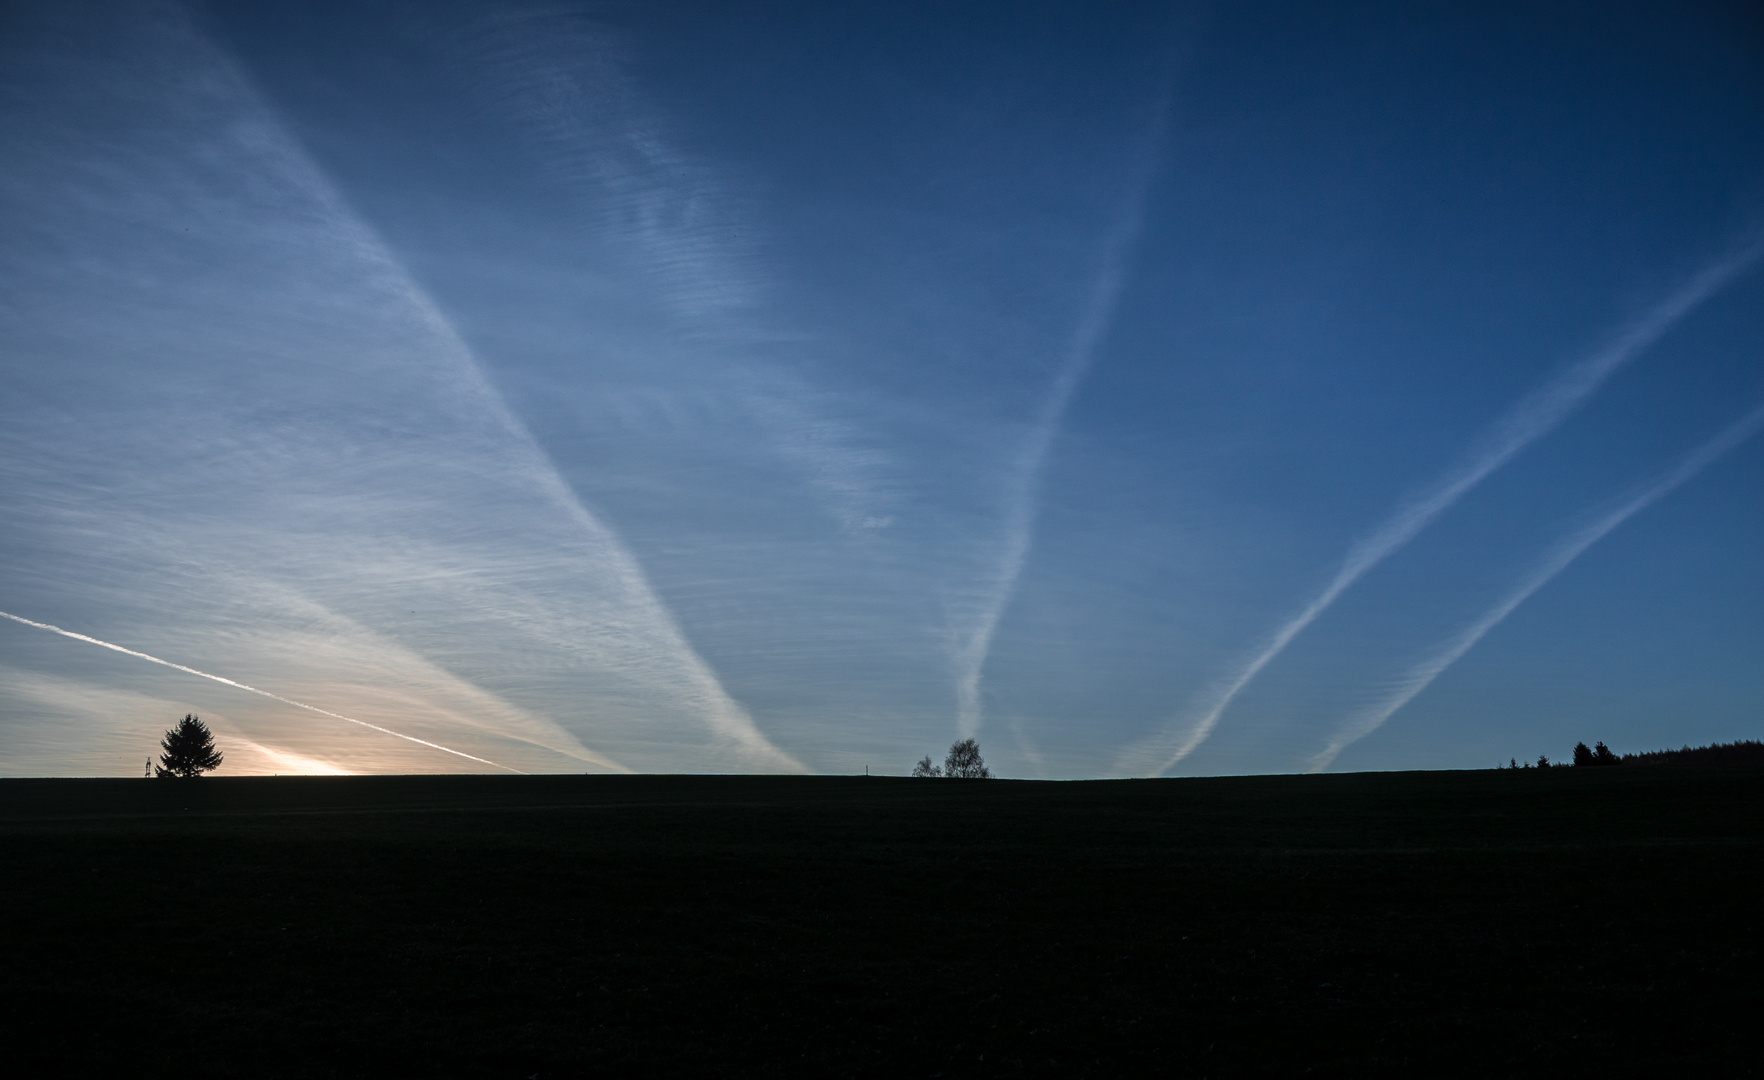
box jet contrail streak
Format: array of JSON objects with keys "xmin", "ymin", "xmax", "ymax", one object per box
[
  {"xmin": 1307, "ymin": 398, "xmax": 1764, "ymax": 772},
  {"xmin": 1123, "ymin": 237, "xmax": 1764, "ymax": 775},
  {"xmin": 239, "ymin": 72, "xmax": 805, "ymax": 774},
  {"xmin": 952, "ymin": 98, "xmax": 1171, "ymax": 738},
  {"xmin": 0, "ymin": 610, "xmax": 523, "ymax": 773}
]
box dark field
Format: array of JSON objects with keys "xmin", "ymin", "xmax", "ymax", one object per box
[{"xmin": 1, "ymin": 769, "xmax": 1760, "ymax": 1078}]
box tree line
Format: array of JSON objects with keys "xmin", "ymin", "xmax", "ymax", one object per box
[{"xmin": 1503, "ymin": 738, "xmax": 1764, "ymax": 770}]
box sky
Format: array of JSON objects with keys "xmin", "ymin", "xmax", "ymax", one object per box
[{"xmin": 1, "ymin": 0, "xmax": 1761, "ymax": 778}]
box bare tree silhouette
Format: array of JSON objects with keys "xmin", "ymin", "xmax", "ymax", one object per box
[{"xmin": 943, "ymin": 738, "xmax": 991, "ymax": 779}]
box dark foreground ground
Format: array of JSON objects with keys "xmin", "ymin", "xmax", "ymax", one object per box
[{"xmin": 1, "ymin": 769, "xmax": 1760, "ymax": 1078}]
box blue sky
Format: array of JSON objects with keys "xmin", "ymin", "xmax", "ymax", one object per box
[{"xmin": 2, "ymin": 0, "xmax": 1761, "ymax": 777}]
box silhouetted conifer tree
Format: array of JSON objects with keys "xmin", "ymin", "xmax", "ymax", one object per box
[
  {"xmin": 1572, "ymin": 741, "xmax": 1622, "ymax": 767},
  {"xmin": 156, "ymin": 714, "xmax": 223, "ymax": 778}
]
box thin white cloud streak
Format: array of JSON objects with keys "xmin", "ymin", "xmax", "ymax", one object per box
[
  {"xmin": 950, "ymin": 107, "xmax": 1171, "ymax": 739},
  {"xmin": 1308, "ymin": 399, "xmax": 1764, "ymax": 772},
  {"xmin": 1122, "ymin": 237, "xmax": 1764, "ymax": 775},
  {"xmin": 0, "ymin": 609, "xmax": 521, "ymax": 772}
]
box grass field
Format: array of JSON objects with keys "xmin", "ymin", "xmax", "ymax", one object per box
[{"xmin": 1, "ymin": 768, "xmax": 1759, "ymax": 1077}]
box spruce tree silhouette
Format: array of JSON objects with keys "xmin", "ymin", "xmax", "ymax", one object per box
[
  {"xmin": 156, "ymin": 714, "xmax": 223, "ymax": 778},
  {"xmin": 1573, "ymin": 741, "xmax": 1621, "ymax": 767}
]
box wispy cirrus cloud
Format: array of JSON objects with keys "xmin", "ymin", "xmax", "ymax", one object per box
[{"xmin": 436, "ymin": 6, "xmax": 897, "ymax": 537}]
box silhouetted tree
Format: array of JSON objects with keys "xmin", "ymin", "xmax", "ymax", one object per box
[
  {"xmin": 156, "ymin": 714, "xmax": 222, "ymax": 778},
  {"xmin": 1535, "ymin": 754, "xmax": 1552, "ymax": 769},
  {"xmin": 943, "ymin": 738, "xmax": 990, "ymax": 779},
  {"xmin": 911, "ymin": 755, "xmax": 942, "ymax": 778},
  {"xmin": 1573, "ymin": 741, "xmax": 1621, "ymax": 767}
]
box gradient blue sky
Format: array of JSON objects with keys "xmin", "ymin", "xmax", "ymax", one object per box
[{"xmin": 3, "ymin": 0, "xmax": 1761, "ymax": 777}]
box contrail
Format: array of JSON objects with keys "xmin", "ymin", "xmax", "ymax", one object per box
[
  {"xmin": 1121, "ymin": 237, "xmax": 1764, "ymax": 775},
  {"xmin": 1307, "ymin": 398, "xmax": 1764, "ymax": 772},
  {"xmin": 952, "ymin": 97, "xmax": 1172, "ymax": 739},
  {"xmin": 392, "ymin": 14, "xmax": 817, "ymax": 772},
  {"xmin": 0, "ymin": 610, "xmax": 523, "ymax": 773},
  {"xmin": 235, "ymin": 60, "xmax": 806, "ymax": 774}
]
